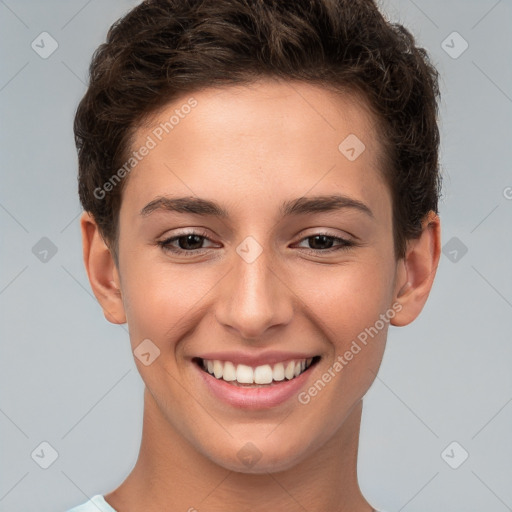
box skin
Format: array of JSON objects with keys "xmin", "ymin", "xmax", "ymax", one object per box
[{"xmin": 81, "ymin": 79, "xmax": 441, "ymax": 512}]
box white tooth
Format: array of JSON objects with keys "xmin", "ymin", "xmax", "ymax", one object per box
[
  {"xmin": 222, "ymin": 361, "xmax": 237, "ymax": 381},
  {"xmin": 294, "ymin": 361, "xmax": 301, "ymax": 377},
  {"xmin": 301, "ymin": 360, "xmax": 306, "ymax": 372},
  {"xmin": 285, "ymin": 361, "xmax": 295, "ymax": 380},
  {"xmin": 254, "ymin": 364, "xmax": 273, "ymax": 384},
  {"xmin": 306, "ymin": 357, "xmax": 313, "ymax": 367},
  {"xmin": 213, "ymin": 360, "xmax": 223, "ymax": 379},
  {"xmin": 272, "ymin": 362, "xmax": 285, "ymax": 381},
  {"xmin": 207, "ymin": 360, "xmax": 214, "ymax": 374},
  {"xmin": 236, "ymin": 364, "xmax": 254, "ymax": 384}
]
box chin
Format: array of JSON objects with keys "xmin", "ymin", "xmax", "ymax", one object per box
[{"xmin": 201, "ymin": 433, "xmax": 315, "ymax": 475}]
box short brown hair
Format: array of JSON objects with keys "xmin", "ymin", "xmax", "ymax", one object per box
[{"xmin": 75, "ymin": 0, "xmax": 441, "ymax": 261}]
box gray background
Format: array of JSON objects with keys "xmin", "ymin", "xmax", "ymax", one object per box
[{"xmin": 1, "ymin": 0, "xmax": 511, "ymax": 511}]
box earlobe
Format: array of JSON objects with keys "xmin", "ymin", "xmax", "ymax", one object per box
[
  {"xmin": 391, "ymin": 211, "xmax": 441, "ymax": 327},
  {"xmin": 80, "ymin": 211, "xmax": 127, "ymax": 325}
]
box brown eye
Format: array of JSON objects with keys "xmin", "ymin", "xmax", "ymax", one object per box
[
  {"xmin": 296, "ymin": 233, "xmax": 355, "ymax": 255},
  {"xmin": 307, "ymin": 235, "xmax": 336, "ymax": 250},
  {"xmin": 173, "ymin": 234, "xmax": 205, "ymax": 250},
  {"xmin": 157, "ymin": 230, "xmax": 216, "ymax": 256}
]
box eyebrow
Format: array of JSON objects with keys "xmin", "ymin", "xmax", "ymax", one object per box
[{"xmin": 140, "ymin": 194, "xmax": 374, "ymax": 219}]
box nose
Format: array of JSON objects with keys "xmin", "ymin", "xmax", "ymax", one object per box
[{"xmin": 214, "ymin": 243, "xmax": 294, "ymax": 340}]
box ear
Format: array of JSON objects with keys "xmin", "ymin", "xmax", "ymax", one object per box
[
  {"xmin": 390, "ymin": 211, "xmax": 441, "ymax": 327},
  {"xmin": 80, "ymin": 211, "xmax": 126, "ymax": 324}
]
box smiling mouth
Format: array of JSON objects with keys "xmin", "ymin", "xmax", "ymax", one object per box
[{"xmin": 193, "ymin": 356, "xmax": 321, "ymax": 387}]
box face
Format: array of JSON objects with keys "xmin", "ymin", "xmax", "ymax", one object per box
[{"xmin": 113, "ymin": 80, "xmax": 401, "ymax": 473}]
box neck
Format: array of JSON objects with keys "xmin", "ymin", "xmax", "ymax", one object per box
[{"xmin": 105, "ymin": 388, "xmax": 374, "ymax": 512}]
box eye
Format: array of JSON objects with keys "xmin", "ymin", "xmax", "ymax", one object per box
[
  {"xmin": 157, "ymin": 230, "xmax": 216, "ymax": 256},
  {"xmin": 295, "ymin": 233, "xmax": 355, "ymax": 254},
  {"xmin": 156, "ymin": 230, "xmax": 357, "ymax": 257}
]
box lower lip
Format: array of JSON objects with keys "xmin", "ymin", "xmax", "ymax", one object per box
[{"xmin": 195, "ymin": 363, "xmax": 316, "ymax": 410}]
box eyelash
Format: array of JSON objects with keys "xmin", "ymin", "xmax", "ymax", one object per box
[{"xmin": 157, "ymin": 230, "xmax": 356, "ymax": 257}]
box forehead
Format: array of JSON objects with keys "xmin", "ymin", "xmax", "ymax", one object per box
[
  {"xmin": 135, "ymin": 79, "xmax": 381, "ymax": 160},
  {"xmin": 122, "ymin": 79, "xmax": 390, "ymax": 222}
]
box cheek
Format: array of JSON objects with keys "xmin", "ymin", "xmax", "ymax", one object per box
[
  {"xmin": 296, "ymin": 260, "xmax": 395, "ymax": 341},
  {"xmin": 119, "ymin": 259, "xmax": 214, "ymax": 349}
]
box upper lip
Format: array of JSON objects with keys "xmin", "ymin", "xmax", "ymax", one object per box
[{"xmin": 194, "ymin": 351, "xmax": 319, "ymax": 367}]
